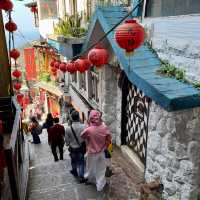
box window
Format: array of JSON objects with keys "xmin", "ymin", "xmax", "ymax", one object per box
[
  {"xmin": 79, "ymin": 73, "xmax": 86, "ymax": 91},
  {"xmin": 145, "ymin": 0, "xmax": 200, "ymax": 17}
]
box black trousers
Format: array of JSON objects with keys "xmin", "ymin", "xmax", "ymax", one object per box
[{"xmin": 51, "ymin": 142, "xmax": 64, "ymax": 161}]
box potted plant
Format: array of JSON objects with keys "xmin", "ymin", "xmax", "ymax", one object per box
[{"xmin": 49, "ymin": 13, "xmax": 86, "ymax": 57}]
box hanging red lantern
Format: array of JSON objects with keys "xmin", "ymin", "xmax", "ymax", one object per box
[
  {"xmin": 12, "ymin": 69, "xmax": 22, "ymax": 78},
  {"xmin": 1, "ymin": 0, "xmax": 13, "ymax": 11},
  {"xmin": 50, "ymin": 59, "xmax": 56, "ymax": 67},
  {"xmin": 30, "ymin": 6, "xmax": 38, "ymax": 13},
  {"xmin": 51, "ymin": 67, "xmax": 57, "ymax": 73},
  {"xmin": 16, "ymin": 93, "xmax": 24, "ymax": 105},
  {"xmin": 54, "ymin": 61, "xmax": 61, "ymax": 69},
  {"xmin": 88, "ymin": 46, "xmax": 109, "ymax": 68},
  {"xmin": 5, "ymin": 21, "xmax": 17, "ymax": 32},
  {"xmin": 59, "ymin": 62, "xmax": 67, "ymax": 73},
  {"xmin": 10, "ymin": 49, "xmax": 20, "ymax": 60},
  {"xmin": 75, "ymin": 58, "xmax": 91, "ymax": 73},
  {"xmin": 66, "ymin": 61, "xmax": 77, "ymax": 74},
  {"xmin": 13, "ymin": 82, "xmax": 22, "ymax": 91},
  {"xmin": 115, "ymin": 19, "xmax": 145, "ymax": 53},
  {"xmin": 52, "ymin": 71, "xmax": 57, "ymax": 77}
]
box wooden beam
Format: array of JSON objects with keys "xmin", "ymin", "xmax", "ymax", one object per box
[{"xmin": 0, "ymin": 11, "xmax": 12, "ymax": 97}]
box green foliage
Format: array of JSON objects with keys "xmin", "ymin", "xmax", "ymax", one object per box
[
  {"xmin": 39, "ymin": 73, "xmax": 51, "ymax": 82},
  {"xmin": 157, "ymin": 61, "xmax": 186, "ymax": 81},
  {"xmin": 54, "ymin": 14, "xmax": 86, "ymax": 38},
  {"xmin": 157, "ymin": 60, "xmax": 200, "ymax": 91}
]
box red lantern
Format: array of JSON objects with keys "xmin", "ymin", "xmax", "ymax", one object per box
[
  {"xmin": 1, "ymin": 0, "xmax": 13, "ymax": 11},
  {"xmin": 66, "ymin": 61, "xmax": 77, "ymax": 74},
  {"xmin": 30, "ymin": 6, "xmax": 37, "ymax": 13},
  {"xmin": 16, "ymin": 93, "xmax": 24, "ymax": 105},
  {"xmin": 10, "ymin": 49, "xmax": 20, "ymax": 60},
  {"xmin": 12, "ymin": 69, "xmax": 22, "ymax": 78},
  {"xmin": 88, "ymin": 46, "xmax": 109, "ymax": 68},
  {"xmin": 5, "ymin": 21, "xmax": 17, "ymax": 32},
  {"xmin": 52, "ymin": 71, "xmax": 57, "ymax": 77},
  {"xmin": 51, "ymin": 67, "xmax": 57, "ymax": 73},
  {"xmin": 13, "ymin": 82, "xmax": 22, "ymax": 90},
  {"xmin": 50, "ymin": 59, "xmax": 56, "ymax": 67},
  {"xmin": 59, "ymin": 62, "xmax": 67, "ymax": 73},
  {"xmin": 75, "ymin": 58, "xmax": 91, "ymax": 73},
  {"xmin": 115, "ymin": 19, "xmax": 145, "ymax": 53},
  {"xmin": 54, "ymin": 61, "xmax": 60, "ymax": 69}
]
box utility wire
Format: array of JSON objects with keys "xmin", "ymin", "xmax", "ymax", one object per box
[
  {"xmin": 3, "ymin": 12, "xmax": 34, "ymax": 47},
  {"xmin": 71, "ymin": 0, "xmax": 144, "ymax": 60}
]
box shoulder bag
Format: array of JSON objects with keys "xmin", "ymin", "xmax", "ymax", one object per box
[{"xmin": 70, "ymin": 126, "xmax": 86, "ymax": 154}]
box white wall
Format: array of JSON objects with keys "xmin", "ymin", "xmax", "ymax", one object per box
[
  {"xmin": 143, "ymin": 14, "xmax": 200, "ymax": 82},
  {"xmin": 38, "ymin": 19, "xmax": 58, "ymax": 39}
]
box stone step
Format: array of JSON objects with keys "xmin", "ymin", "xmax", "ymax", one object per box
[{"xmin": 28, "ymin": 181, "xmax": 102, "ymax": 200}]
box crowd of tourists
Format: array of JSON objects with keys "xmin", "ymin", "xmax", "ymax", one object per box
[{"xmin": 28, "ymin": 109, "xmax": 112, "ymax": 192}]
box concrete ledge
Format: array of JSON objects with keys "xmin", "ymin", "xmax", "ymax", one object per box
[{"xmin": 121, "ymin": 145, "xmax": 144, "ymax": 174}]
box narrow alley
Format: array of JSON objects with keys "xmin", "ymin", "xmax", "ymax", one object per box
[
  {"xmin": 1, "ymin": 0, "xmax": 200, "ymax": 200},
  {"xmin": 26, "ymin": 131, "xmax": 142, "ymax": 200}
]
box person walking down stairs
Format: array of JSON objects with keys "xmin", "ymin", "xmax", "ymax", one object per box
[
  {"xmin": 48, "ymin": 117, "xmax": 65, "ymax": 162},
  {"xmin": 65, "ymin": 111, "xmax": 86, "ymax": 183}
]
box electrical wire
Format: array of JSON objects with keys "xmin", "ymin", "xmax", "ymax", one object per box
[
  {"xmin": 71, "ymin": 0, "xmax": 144, "ymax": 60},
  {"xmin": 3, "ymin": 12, "xmax": 34, "ymax": 47}
]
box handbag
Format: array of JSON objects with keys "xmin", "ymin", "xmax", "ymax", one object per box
[
  {"xmin": 104, "ymin": 143, "xmax": 113, "ymax": 158},
  {"xmin": 70, "ymin": 126, "xmax": 86, "ymax": 154}
]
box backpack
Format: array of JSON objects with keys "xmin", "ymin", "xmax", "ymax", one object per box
[{"xmin": 35, "ymin": 124, "xmax": 43, "ymax": 135}]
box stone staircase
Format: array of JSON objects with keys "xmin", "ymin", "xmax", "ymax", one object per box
[{"xmin": 26, "ymin": 131, "xmax": 102, "ymax": 200}]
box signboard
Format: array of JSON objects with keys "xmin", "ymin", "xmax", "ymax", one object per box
[{"xmin": 24, "ymin": 48, "xmax": 37, "ymax": 81}]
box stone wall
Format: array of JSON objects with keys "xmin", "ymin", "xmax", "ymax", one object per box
[
  {"xmin": 145, "ymin": 102, "xmax": 200, "ymax": 200},
  {"xmin": 143, "ymin": 15, "xmax": 200, "ymax": 82},
  {"xmin": 100, "ymin": 65, "xmax": 119, "ymax": 144}
]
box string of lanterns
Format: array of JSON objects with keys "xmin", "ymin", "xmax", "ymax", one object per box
[
  {"xmin": 1, "ymin": 0, "xmax": 25, "ymax": 106},
  {"xmin": 29, "ymin": 4, "xmax": 38, "ymax": 27},
  {"xmin": 47, "ymin": 20, "xmax": 144, "ymax": 76}
]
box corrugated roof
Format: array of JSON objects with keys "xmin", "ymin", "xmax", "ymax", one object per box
[{"xmin": 82, "ymin": 6, "xmax": 200, "ymax": 111}]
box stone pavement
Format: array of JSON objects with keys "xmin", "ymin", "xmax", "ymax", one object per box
[{"xmin": 26, "ymin": 131, "xmax": 143, "ymax": 200}]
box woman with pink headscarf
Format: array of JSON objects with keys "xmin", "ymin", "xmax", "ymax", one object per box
[{"xmin": 81, "ymin": 110, "xmax": 111, "ymax": 191}]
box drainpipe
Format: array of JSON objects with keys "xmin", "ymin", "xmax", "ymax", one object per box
[{"xmin": 0, "ymin": 10, "xmax": 12, "ymax": 97}]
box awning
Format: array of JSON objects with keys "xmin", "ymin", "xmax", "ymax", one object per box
[{"xmin": 34, "ymin": 82, "xmax": 63, "ymax": 97}]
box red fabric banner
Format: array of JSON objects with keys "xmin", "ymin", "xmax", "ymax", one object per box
[
  {"xmin": 24, "ymin": 48, "xmax": 37, "ymax": 81},
  {"xmin": 39, "ymin": 89, "xmax": 46, "ymax": 103}
]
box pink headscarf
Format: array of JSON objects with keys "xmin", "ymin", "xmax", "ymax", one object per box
[{"xmin": 89, "ymin": 110, "xmax": 102, "ymax": 126}]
